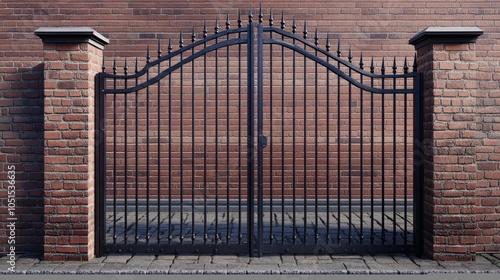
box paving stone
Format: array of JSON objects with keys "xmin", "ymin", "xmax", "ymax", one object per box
[
  {"xmin": 99, "ymin": 263, "xmax": 135, "ymax": 274},
  {"xmin": 373, "ymin": 255, "xmax": 397, "ymax": 264},
  {"xmin": 156, "ymin": 255, "xmax": 176, "ymax": 261},
  {"xmin": 127, "ymin": 254, "xmax": 155, "ymax": 270},
  {"xmin": 343, "ymin": 259, "xmax": 369, "ymax": 274},
  {"xmin": 169, "ymin": 263, "xmax": 204, "ymax": 274},
  {"xmin": 235, "ymin": 256, "xmax": 251, "ymax": 264},
  {"xmin": 437, "ymin": 262, "xmax": 470, "ymax": 273},
  {"xmin": 197, "ymin": 255, "xmax": 212, "ymax": 264},
  {"xmin": 26, "ymin": 262, "xmax": 61, "ymax": 274},
  {"xmin": 476, "ymin": 255, "xmax": 495, "ymax": 263},
  {"xmin": 411, "ymin": 258, "xmax": 446, "ymax": 273},
  {"xmin": 87, "ymin": 256, "xmax": 106, "ymax": 264},
  {"xmin": 245, "ymin": 264, "xmax": 280, "ymax": 274},
  {"xmin": 462, "ymin": 262, "xmax": 500, "ymax": 273},
  {"xmin": 281, "ymin": 255, "xmax": 297, "ymax": 265},
  {"xmin": 146, "ymin": 260, "xmax": 171, "ymax": 274},
  {"xmin": 314, "ymin": 263, "xmax": 348, "ymax": 274},
  {"xmin": 364, "ymin": 259, "xmax": 399, "ymax": 274},
  {"xmin": 249, "ymin": 255, "xmax": 282, "ymax": 265},
  {"xmin": 76, "ymin": 263, "xmax": 105, "ymax": 274},
  {"xmin": 280, "ymin": 264, "xmax": 320, "ymax": 274},
  {"xmin": 395, "ymin": 263, "xmax": 425, "ymax": 274},
  {"xmin": 331, "ymin": 255, "xmax": 363, "ymax": 260},
  {"xmin": 203, "ymin": 263, "xmax": 228, "ymax": 274},
  {"xmin": 103, "ymin": 253, "xmax": 132, "ymax": 263},
  {"xmin": 52, "ymin": 261, "xmax": 84, "ymax": 274},
  {"xmin": 393, "ymin": 254, "xmax": 417, "ymax": 264},
  {"xmin": 227, "ymin": 263, "xmax": 251, "ymax": 274}
]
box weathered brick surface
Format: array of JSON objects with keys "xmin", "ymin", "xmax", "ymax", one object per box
[{"xmin": 0, "ymin": 0, "xmax": 499, "ymax": 259}]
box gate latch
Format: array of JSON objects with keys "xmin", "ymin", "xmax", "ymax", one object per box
[{"xmin": 258, "ymin": 135, "xmax": 268, "ymax": 148}]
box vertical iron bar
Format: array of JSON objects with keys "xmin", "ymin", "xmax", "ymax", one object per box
[
  {"xmin": 392, "ymin": 58, "xmax": 397, "ymax": 245},
  {"xmin": 370, "ymin": 58, "xmax": 374, "ymax": 244},
  {"xmin": 237, "ymin": 14, "xmax": 243, "ymax": 245},
  {"xmin": 257, "ymin": 22, "xmax": 264, "ymax": 257},
  {"xmin": 157, "ymin": 44, "xmax": 161, "ymax": 245},
  {"xmin": 359, "ymin": 54, "xmax": 364, "ymax": 244},
  {"xmin": 348, "ymin": 48, "xmax": 352, "ymax": 245},
  {"xmin": 326, "ymin": 35, "xmax": 331, "ymax": 244},
  {"xmin": 192, "ymin": 29, "xmax": 196, "ymax": 245},
  {"xmin": 314, "ymin": 28, "xmax": 319, "ymax": 245},
  {"xmin": 247, "ymin": 17, "xmax": 255, "ymax": 257},
  {"xmin": 215, "ymin": 21, "xmax": 219, "ymax": 245},
  {"xmin": 403, "ymin": 58, "xmax": 409, "ymax": 246},
  {"xmin": 179, "ymin": 36, "xmax": 185, "ymax": 245},
  {"xmin": 303, "ymin": 21, "xmax": 308, "ymax": 246},
  {"xmin": 292, "ymin": 19, "xmax": 297, "ymax": 245},
  {"xmin": 226, "ymin": 16, "xmax": 231, "ymax": 244},
  {"xmin": 269, "ymin": 17, "xmax": 274, "ymax": 246},
  {"xmin": 381, "ymin": 58, "xmax": 386, "ymax": 245},
  {"xmin": 134, "ymin": 58, "xmax": 139, "ymax": 245},
  {"xmin": 123, "ymin": 60, "xmax": 129, "ymax": 245},
  {"xmin": 146, "ymin": 48, "xmax": 151, "ymax": 245},
  {"xmin": 168, "ymin": 41, "xmax": 173, "ymax": 245},
  {"xmin": 203, "ymin": 24, "xmax": 208, "ymax": 245},
  {"xmin": 337, "ymin": 39, "xmax": 341, "ymax": 244},
  {"xmin": 281, "ymin": 13, "xmax": 286, "ymax": 245},
  {"xmin": 112, "ymin": 60, "xmax": 117, "ymax": 245}
]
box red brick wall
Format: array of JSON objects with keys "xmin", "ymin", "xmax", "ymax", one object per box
[{"xmin": 1, "ymin": 0, "xmax": 499, "ymax": 256}]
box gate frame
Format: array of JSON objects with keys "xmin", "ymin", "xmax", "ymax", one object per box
[{"xmin": 94, "ymin": 12, "xmax": 424, "ymax": 258}]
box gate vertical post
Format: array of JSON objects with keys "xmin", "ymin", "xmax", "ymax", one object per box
[
  {"xmin": 247, "ymin": 20, "xmax": 256, "ymax": 257},
  {"xmin": 35, "ymin": 27, "xmax": 109, "ymax": 261},
  {"xmin": 256, "ymin": 22, "xmax": 265, "ymax": 257},
  {"xmin": 410, "ymin": 27, "xmax": 483, "ymax": 261}
]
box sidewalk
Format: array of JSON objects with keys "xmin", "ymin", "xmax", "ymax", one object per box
[{"xmin": 2, "ymin": 253, "xmax": 500, "ymax": 274}]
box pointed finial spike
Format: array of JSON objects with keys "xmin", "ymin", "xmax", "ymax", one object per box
[
  {"xmin": 146, "ymin": 45, "xmax": 151, "ymax": 63},
  {"xmin": 215, "ymin": 19, "xmax": 219, "ymax": 34},
  {"xmin": 135, "ymin": 57, "xmax": 139, "ymax": 73},
  {"xmin": 191, "ymin": 27, "xmax": 196, "ymax": 43},
  {"xmin": 292, "ymin": 18, "xmax": 297, "ymax": 34},
  {"xmin": 101, "ymin": 56, "xmax": 106, "ymax": 72},
  {"xmin": 370, "ymin": 57, "xmax": 375, "ymax": 74},
  {"xmin": 157, "ymin": 39, "xmax": 162, "ymax": 58},
  {"xmin": 203, "ymin": 20, "xmax": 208, "ymax": 38},
  {"xmin": 404, "ymin": 57, "xmax": 409, "ymax": 74},
  {"xmin": 348, "ymin": 46, "xmax": 353, "ymax": 63},
  {"xmin": 280, "ymin": 11, "xmax": 285, "ymax": 30},
  {"xmin": 168, "ymin": 38, "xmax": 172, "ymax": 54},
  {"xmin": 326, "ymin": 33, "xmax": 331, "ymax": 52},
  {"xmin": 381, "ymin": 57, "xmax": 386, "ymax": 74},
  {"xmin": 179, "ymin": 32, "xmax": 184, "ymax": 48},
  {"xmin": 249, "ymin": 9, "xmax": 253, "ymax": 23},
  {"xmin": 112, "ymin": 57, "xmax": 117, "ymax": 74},
  {"xmin": 314, "ymin": 28, "xmax": 319, "ymax": 46},
  {"xmin": 269, "ymin": 9, "xmax": 274, "ymax": 27},
  {"xmin": 303, "ymin": 20, "xmax": 308, "ymax": 39},
  {"xmin": 259, "ymin": 3, "xmax": 263, "ymax": 23},
  {"xmin": 359, "ymin": 52, "xmax": 364, "ymax": 69},
  {"xmin": 392, "ymin": 57, "xmax": 397, "ymax": 74},
  {"xmin": 337, "ymin": 39, "xmax": 341, "ymax": 57},
  {"xmin": 226, "ymin": 14, "xmax": 230, "ymax": 30},
  {"xmin": 238, "ymin": 10, "xmax": 242, "ymax": 28}
]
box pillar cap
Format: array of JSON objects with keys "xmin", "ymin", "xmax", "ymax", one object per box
[
  {"xmin": 409, "ymin": 27, "xmax": 483, "ymax": 49},
  {"xmin": 34, "ymin": 27, "xmax": 109, "ymax": 50}
]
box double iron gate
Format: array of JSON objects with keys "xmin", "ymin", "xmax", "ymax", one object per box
[{"xmin": 95, "ymin": 12, "xmax": 423, "ymax": 257}]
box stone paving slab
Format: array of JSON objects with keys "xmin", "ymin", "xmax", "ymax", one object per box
[{"xmin": 4, "ymin": 253, "xmax": 500, "ymax": 275}]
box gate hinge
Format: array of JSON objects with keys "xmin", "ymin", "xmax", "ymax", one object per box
[{"xmin": 258, "ymin": 134, "xmax": 268, "ymax": 148}]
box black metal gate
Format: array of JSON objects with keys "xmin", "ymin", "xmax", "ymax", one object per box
[{"xmin": 95, "ymin": 11, "xmax": 423, "ymax": 257}]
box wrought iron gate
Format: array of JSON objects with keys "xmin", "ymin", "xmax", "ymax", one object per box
[{"xmin": 95, "ymin": 11, "xmax": 423, "ymax": 257}]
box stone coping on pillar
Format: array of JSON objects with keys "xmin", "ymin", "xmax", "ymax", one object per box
[
  {"xmin": 409, "ymin": 27, "xmax": 483, "ymax": 49},
  {"xmin": 34, "ymin": 27, "xmax": 109, "ymax": 50}
]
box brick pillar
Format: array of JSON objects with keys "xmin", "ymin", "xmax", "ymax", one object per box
[
  {"xmin": 35, "ymin": 28, "xmax": 108, "ymax": 261},
  {"xmin": 410, "ymin": 27, "xmax": 483, "ymax": 261}
]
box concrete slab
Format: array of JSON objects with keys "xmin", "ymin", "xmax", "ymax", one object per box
[
  {"xmin": 103, "ymin": 254, "xmax": 132, "ymax": 263},
  {"xmin": 168, "ymin": 263, "xmax": 204, "ymax": 274},
  {"xmin": 75, "ymin": 263, "xmax": 105, "ymax": 274}
]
